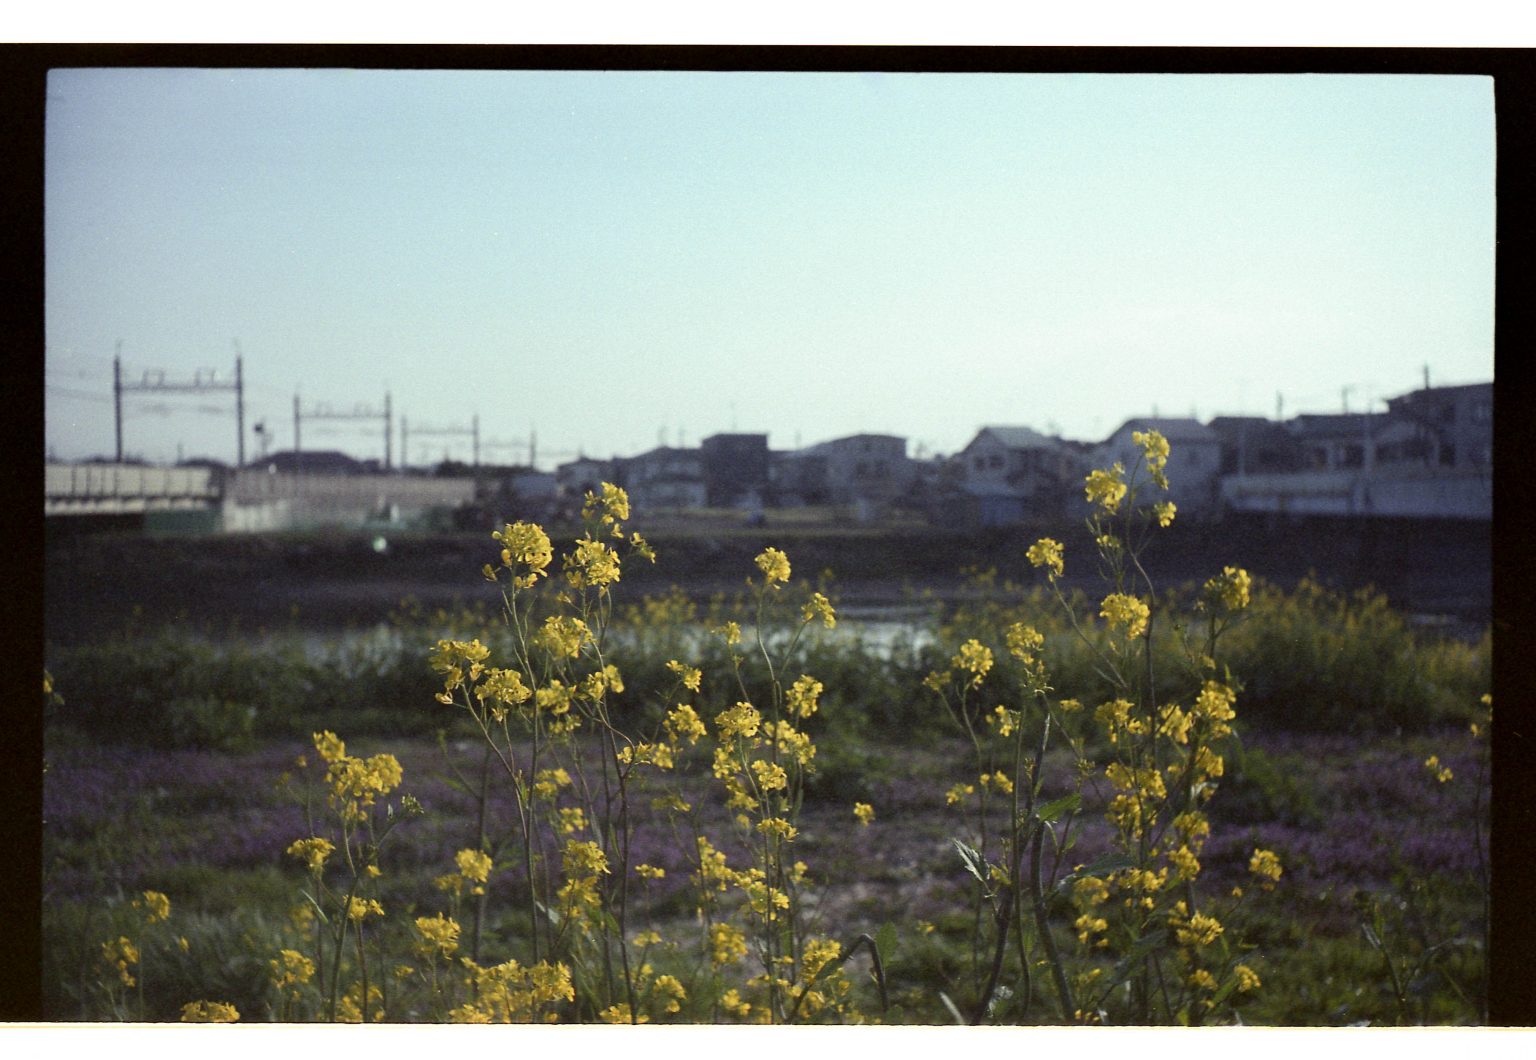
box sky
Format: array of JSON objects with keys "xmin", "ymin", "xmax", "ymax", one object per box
[{"xmin": 44, "ymin": 68, "xmax": 1495, "ymax": 469}]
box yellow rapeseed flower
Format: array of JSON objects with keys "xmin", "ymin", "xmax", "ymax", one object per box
[
  {"xmin": 1026, "ymin": 537, "xmax": 1065, "ymax": 578},
  {"xmin": 666, "ymin": 659, "xmax": 703, "ymax": 693},
  {"xmin": 1249, "ymin": 848, "xmax": 1283, "ymax": 882},
  {"xmin": 456, "ymin": 848, "xmax": 494, "ymax": 884},
  {"xmin": 286, "ymin": 836, "xmax": 335, "ymax": 872},
  {"xmin": 134, "ymin": 890, "xmax": 171, "ymax": 925},
  {"xmin": 853, "ymin": 802, "xmax": 875, "ymax": 826},
  {"xmin": 803, "ymin": 591, "xmax": 837, "ymax": 628},
  {"xmin": 786, "ymin": 674, "xmax": 823, "ymax": 719},
  {"xmin": 179, "ymin": 1000, "xmax": 240, "ymax": 1023},
  {"xmin": 1085, "ymin": 464, "xmax": 1128, "ymax": 513},
  {"xmin": 755, "ymin": 547, "xmax": 792, "ymax": 585},
  {"xmin": 1100, "ymin": 593, "xmax": 1150, "ymax": 639}
]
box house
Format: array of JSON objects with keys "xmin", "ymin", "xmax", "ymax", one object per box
[
  {"xmin": 251, "ymin": 450, "xmax": 367, "ymax": 475},
  {"xmin": 1383, "ymin": 382, "xmax": 1492, "ymax": 472},
  {"xmin": 1206, "ymin": 417, "xmax": 1306, "ymax": 476},
  {"xmin": 1286, "ymin": 414, "xmax": 1380, "ymax": 471},
  {"xmin": 955, "ymin": 426, "xmax": 1084, "ymax": 525},
  {"xmin": 555, "ymin": 457, "xmax": 615, "ymax": 505},
  {"xmin": 615, "ymin": 447, "xmax": 708, "ymax": 510},
  {"xmin": 1093, "ymin": 418, "xmax": 1222, "ymax": 513},
  {"xmin": 770, "ymin": 450, "xmax": 830, "ymax": 507},
  {"xmin": 700, "ymin": 433, "xmax": 770, "ymax": 508},
  {"xmin": 800, "ymin": 433, "xmax": 915, "ymax": 507},
  {"xmin": 1218, "ymin": 381, "xmax": 1492, "ymax": 520}
]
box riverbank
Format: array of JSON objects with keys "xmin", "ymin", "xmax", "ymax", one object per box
[{"xmin": 43, "ymin": 513, "xmax": 1489, "ymax": 645}]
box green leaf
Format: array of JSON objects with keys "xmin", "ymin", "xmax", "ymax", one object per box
[
  {"xmin": 1101, "ymin": 928, "xmax": 1168, "ymax": 993},
  {"xmin": 876, "ymin": 922, "xmax": 899, "ymax": 963},
  {"xmin": 1053, "ymin": 851, "xmax": 1138, "ymax": 895},
  {"xmin": 938, "ymin": 991, "xmax": 968, "ymax": 1026},
  {"xmin": 1036, "ymin": 792, "xmax": 1081, "ymax": 823},
  {"xmin": 953, "ymin": 839, "xmax": 991, "ymax": 889}
]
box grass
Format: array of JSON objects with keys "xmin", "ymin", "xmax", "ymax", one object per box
[{"xmin": 40, "ymin": 576, "xmax": 1490, "ymax": 1024}]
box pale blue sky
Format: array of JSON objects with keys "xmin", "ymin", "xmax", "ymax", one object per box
[{"xmin": 45, "ymin": 69, "xmax": 1495, "ymax": 468}]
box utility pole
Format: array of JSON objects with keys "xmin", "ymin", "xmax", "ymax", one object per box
[
  {"xmin": 114, "ymin": 344, "xmax": 246, "ymax": 465},
  {"xmin": 293, "ymin": 393, "xmax": 393, "ymax": 469},
  {"xmin": 233, "ymin": 341, "xmax": 245, "ymax": 467},
  {"xmin": 402, "ymin": 414, "xmax": 479, "ymax": 469},
  {"xmin": 114, "ymin": 342, "xmax": 123, "ymax": 462}
]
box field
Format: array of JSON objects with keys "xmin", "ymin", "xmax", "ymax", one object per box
[{"xmin": 41, "ymin": 492, "xmax": 1492, "ymax": 1025}]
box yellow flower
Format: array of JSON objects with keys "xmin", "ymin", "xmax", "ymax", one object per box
[
  {"xmin": 562, "ymin": 839, "xmax": 609, "ymax": 878},
  {"xmin": 179, "ymin": 1000, "xmax": 240, "ymax": 1023},
  {"xmin": 1100, "ymin": 593, "xmax": 1150, "ymax": 639},
  {"xmin": 413, "ymin": 914, "xmax": 461, "ymax": 959},
  {"xmin": 719, "ymin": 987, "xmax": 752, "ymax": 1017},
  {"xmin": 312, "ymin": 730, "xmax": 347, "ymax": 764},
  {"xmin": 1424, "ymin": 755, "xmax": 1454, "ymax": 784},
  {"xmin": 1202, "ymin": 566, "xmax": 1252, "ymax": 611},
  {"xmin": 664, "ymin": 703, "xmax": 707, "ymax": 745},
  {"xmin": 582, "ymin": 482, "xmax": 631, "ymax": 525},
  {"xmin": 988, "ymin": 705, "xmax": 1017, "ymax": 737},
  {"xmin": 599, "ymin": 1003, "xmax": 648, "ymax": 1024},
  {"xmin": 715, "ymin": 621, "xmax": 742, "ymax": 646},
  {"xmin": 709, "ymin": 922, "xmax": 749, "ymax": 966},
  {"xmin": 533, "ymin": 615, "xmax": 590, "ymax": 659},
  {"xmin": 652, "ymin": 974, "xmax": 687, "ymax": 1014},
  {"xmin": 756, "ymin": 816, "xmax": 798, "ymax": 841},
  {"xmin": 755, "ymin": 547, "xmax": 792, "ymax": 585},
  {"xmin": 286, "ymin": 836, "xmax": 335, "ymax": 872},
  {"xmin": 636, "ymin": 864, "xmax": 666, "ymax": 881},
  {"xmin": 1234, "ymin": 965, "xmax": 1262, "ymax": 992},
  {"xmin": 533, "ymin": 767, "xmax": 572, "ymax": 799},
  {"xmin": 945, "ymin": 782, "xmax": 975, "ymax": 806},
  {"xmin": 133, "ymin": 890, "xmax": 171, "ymax": 925},
  {"xmin": 952, "ymin": 639, "xmax": 994, "ymax": 681},
  {"xmin": 978, "ymin": 770, "xmax": 1014, "ymax": 795},
  {"xmin": 1249, "ymin": 848, "xmax": 1283, "ymax": 882},
  {"xmin": 786, "ymin": 675, "xmax": 823, "ymax": 719},
  {"xmin": 1188, "ymin": 968, "xmax": 1217, "ymax": 992},
  {"xmin": 1085, "ymin": 463, "xmax": 1128, "ymax": 513},
  {"xmin": 1005, "ymin": 622, "xmax": 1045, "ymax": 662},
  {"xmin": 666, "ymin": 659, "xmax": 703, "ymax": 693},
  {"xmin": 346, "ymin": 897, "xmax": 385, "ymax": 922},
  {"xmin": 565, "ymin": 536, "xmax": 621, "ymax": 589},
  {"xmin": 750, "ymin": 759, "xmax": 789, "ymax": 792},
  {"xmin": 446, "ymin": 849, "xmax": 491, "ymax": 886},
  {"xmin": 492, "ymin": 521, "xmax": 554, "ymax": 584},
  {"xmin": 269, "ymin": 948, "xmax": 316, "ymax": 988},
  {"xmin": 1132, "ymin": 430, "xmax": 1171, "ymax": 486},
  {"xmin": 852, "ymin": 802, "xmax": 875, "ymax": 826},
  {"xmin": 715, "ymin": 701, "xmax": 762, "ymax": 740},
  {"xmin": 101, "ymin": 936, "xmax": 139, "ymax": 987},
  {"xmin": 1153, "ymin": 501, "xmax": 1176, "ymax": 527},
  {"xmin": 1174, "ymin": 911, "xmax": 1224, "ymax": 948},
  {"xmin": 802, "ymin": 591, "xmax": 837, "ymax": 628},
  {"xmin": 1026, "ymin": 537, "xmax": 1065, "ymax": 578}
]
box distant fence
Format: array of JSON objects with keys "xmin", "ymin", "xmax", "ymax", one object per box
[
  {"xmin": 45, "ymin": 463, "xmax": 477, "ymax": 532},
  {"xmin": 1220, "ymin": 466, "xmax": 1491, "ymax": 520}
]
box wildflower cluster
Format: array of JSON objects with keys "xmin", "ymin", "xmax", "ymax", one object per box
[{"xmin": 927, "ymin": 429, "xmax": 1271, "ymax": 1026}]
